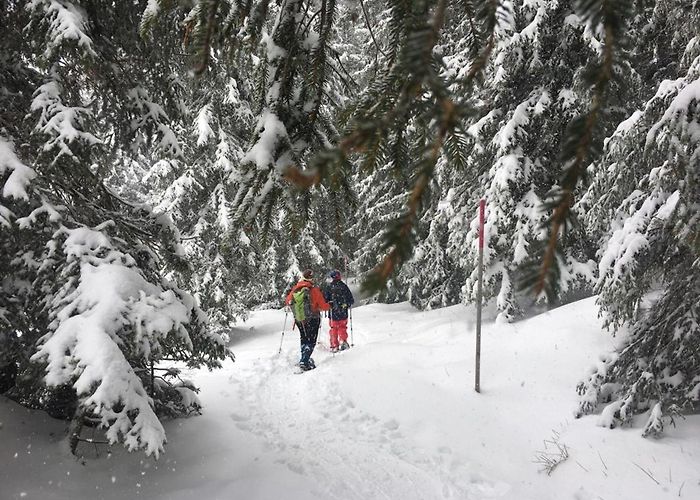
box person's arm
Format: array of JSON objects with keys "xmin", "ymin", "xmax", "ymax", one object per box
[
  {"xmin": 313, "ymin": 287, "xmax": 330, "ymax": 311},
  {"xmin": 343, "ymin": 282, "xmax": 354, "ymax": 306}
]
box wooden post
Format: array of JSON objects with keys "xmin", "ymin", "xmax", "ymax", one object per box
[{"xmin": 475, "ymin": 198, "xmax": 485, "ymax": 393}]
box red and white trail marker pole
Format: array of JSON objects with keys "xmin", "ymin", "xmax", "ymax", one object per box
[{"xmin": 475, "ymin": 198, "xmax": 485, "ymax": 393}]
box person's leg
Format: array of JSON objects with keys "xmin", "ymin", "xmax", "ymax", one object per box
[
  {"xmin": 329, "ymin": 316, "xmax": 340, "ymax": 349},
  {"xmin": 299, "ymin": 321, "xmax": 313, "ymax": 365},
  {"xmin": 306, "ymin": 317, "xmax": 321, "ymax": 365},
  {"xmin": 337, "ymin": 318, "xmax": 348, "ymax": 344}
]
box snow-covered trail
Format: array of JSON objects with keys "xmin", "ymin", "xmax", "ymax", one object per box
[
  {"xmin": 2, "ymin": 298, "xmax": 699, "ymax": 500},
  {"xmin": 191, "ymin": 299, "xmax": 509, "ymax": 499},
  {"xmin": 220, "ymin": 341, "xmax": 506, "ymax": 499}
]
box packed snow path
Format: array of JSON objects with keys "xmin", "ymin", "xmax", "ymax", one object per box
[
  {"xmin": 227, "ymin": 345, "xmax": 508, "ymax": 499},
  {"xmin": 1, "ymin": 298, "xmax": 699, "ymax": 500}
]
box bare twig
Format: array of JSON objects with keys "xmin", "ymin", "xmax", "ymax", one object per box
[
  {"xmin": 632, "ymin": 461, "xmax": 660, "ymax": 485},
  {"xmin": 75, "ymin": 437, "xmax": 109, "ymax": 445},
  {"xmin": 598, "ymin": 450, "xmax": 608, "ymax": 471},
  {"xmin": 359, "ymin": 0, "xmax": 388, "ymax": 59},
  {"xmin": 533, "ymin": 430, "xmax": 570, "ymax": 476}
]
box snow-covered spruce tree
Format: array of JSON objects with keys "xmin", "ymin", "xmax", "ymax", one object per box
[
  {"xmin": 401, "ymin": 181, "xmax": 468, "ymax": 309},
  {"xmin": 576, "ymin": 1, "xmax": 700, "ymax": 435},
  {"xmin": 341, "ymin": 1, "xmax": 474, "ymax": 305},
  {"xmin": 0, "ymin": 3, "xmax": 41, "ymax": 394},
  {"xmin": 400, "ymin": 0, "xmax": 642, "ymax": 320},
  {"xmin": 306, "ymin": 1, "xmax": 629, "ymax": 310},
  {"xmin": 145, "ymin": 1, "xmax": 355, "ymax": 304},
  {"xmin": 349, "ymin": 146, "xmax": 413, "ymax": 303},
  {"xmin": 313, "ymin": 0, "xmax": 509, "ymax": 298},
  {"xmin": 139, "ymin": 2, "xmax": 269, "ymax": 324},
  {"xmin": 0, "ymin": 1, "xmax": 230, "ymax": 456}
]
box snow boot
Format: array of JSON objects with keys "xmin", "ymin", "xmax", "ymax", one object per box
[
  {"xmin": 330, "ymin": 346, "xmax": 339, "ymax": 353},
  {"xmin": 298, "ymin": 361, "xmax": 315, "ymax": 372},
  {"xmin": 340, "ymin": 341, "xmax": 350, "ymax": 351}
]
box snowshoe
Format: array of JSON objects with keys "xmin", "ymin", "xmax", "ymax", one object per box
[{"xmin": 296, "ymin": 361, "xmax": 316, "ymax": 374}]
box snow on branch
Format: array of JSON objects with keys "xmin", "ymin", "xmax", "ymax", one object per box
[
  {"xmin": 242, "ymin": 110, "xmax": 290, "ymax": 173},
  {"xmin": 31, "ymin": 225, "xmax": 201, "ymax": 457},
  {"xmin": 139, "ymin": 0, "xmax": 163, "ymax": 35},
  {"xmin": 31, "ymin": 80, "xmax": 101, "ymax": 162},
  {"xmin": 27, "ymin": 0, "xmax": 97, "ymax": 59},
  {"xmin": 195, "ymin": 103, "xmax": 215, "ymax": 146},
  {"xmin": 646, "ymin": 77, "xmax": 700, "ymax": 153},
  {"xmin": 597, "ymin": 188, "xmax": 669, "ymax": 287},
  {"xmin": 127, "ymin": 86, "xmax": 182, "ymax": 157},
  {"xmin": 0, "ymin": 136, "xmax": 36, "ymax": 201}
]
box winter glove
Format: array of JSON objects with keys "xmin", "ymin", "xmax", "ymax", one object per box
[{"xmin": 341, "ymin": 304, "xmax": 347, "ymax": 309}]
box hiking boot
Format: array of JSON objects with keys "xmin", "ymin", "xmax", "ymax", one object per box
[{"xmin": 340, "ymin": 341, "xmax": 350, "ymax": 351}]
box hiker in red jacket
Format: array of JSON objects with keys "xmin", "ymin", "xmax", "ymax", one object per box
[{"xmin": 285, "ymin": 269, "xmax": 329, "ymax": 371}]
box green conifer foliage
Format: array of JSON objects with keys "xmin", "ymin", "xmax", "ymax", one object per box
[
  {"xmin": 577, "ymin": 1, "xmax": 700, "ymax": 433},
  {"xmin": 1, "ymin": 1, "xmax": 231, "ymax": 456}
]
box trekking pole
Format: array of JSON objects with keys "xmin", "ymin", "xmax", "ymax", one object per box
[
  {"xmin": 349, "ymin": 306, "xmax": 354, "ymax": 347},
  {"xmin": 278, "ymin": 308, "xmax": 289, "ymax": 355}
]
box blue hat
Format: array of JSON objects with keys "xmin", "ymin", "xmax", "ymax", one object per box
[{"xmin": 328, "ymin": 270, "xmax": 341, "ymax": 280}]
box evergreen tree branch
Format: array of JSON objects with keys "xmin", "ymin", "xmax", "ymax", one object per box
[
  {"xmin": 534, "ymin": 0, "xmax": 629, "ymax": 297},
  {"xmin": 368, "ymin": 98, "xmax": 456, "ymax": 288},
  {"xmin": 359, "ymin": 0, "xmax": 389, "ymax": 59},
  {"xmin": 192, "ymin": 0, "xmax": 221, "ymax": 76}
]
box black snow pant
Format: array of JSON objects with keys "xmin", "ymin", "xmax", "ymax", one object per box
[{"xmin": 296, "ymin": 317, "xmax": 321, "ymax": 366}]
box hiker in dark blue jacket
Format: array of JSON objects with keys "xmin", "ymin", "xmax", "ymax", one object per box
[{"xmin": 323, "ymin": 270, "xmax": 354, "ymax": 352}]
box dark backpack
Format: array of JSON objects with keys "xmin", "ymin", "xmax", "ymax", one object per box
[{"xmin": 292, "ymin": 287, "xmax": 313, "ymax": 322}]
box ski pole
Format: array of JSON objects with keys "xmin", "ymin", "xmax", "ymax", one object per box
[
  {"xmin": 349, "ymin": 306, "xmax": 354, "ymax": 347},
  {"xmin": 278, "ymin": 308, "xmax": 289, "ymax": 354}
]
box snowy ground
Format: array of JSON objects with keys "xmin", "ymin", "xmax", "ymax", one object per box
[{"xmin": 1, "ymin": 297, "xmax": 699, "ymax": 500}]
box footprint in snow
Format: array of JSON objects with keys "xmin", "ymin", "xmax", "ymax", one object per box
[
  {"xmin": 230, "ymin": 355, "xmax": 511, "ymax": 499},
  {"xmin": 382, "ymin": 419, "xmax": 399, "ymax": 431},
  {"xmin": 286, "ymin": 462, "xmax": 305, "ymax": 475},
  {"xmin": 228, "ymin": 412, "xmax": 250, "ymax": 422}
]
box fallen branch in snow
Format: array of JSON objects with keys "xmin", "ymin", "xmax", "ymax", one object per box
[
  {"xmin": 533, "ymin": 430, "xmax": 570, "ymax": 476},
  {"xmin": 631, "ymin": 461, "xmax": 660, "ymax": 485},
  {"xmin": 575, "ymin": 460, "xmax": 589, "ymax": 473},
  {"xmin": 597, "ymin": 450, "xmax": 608, "ymax": 471}
]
